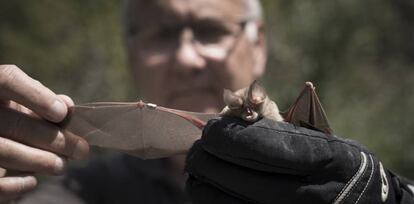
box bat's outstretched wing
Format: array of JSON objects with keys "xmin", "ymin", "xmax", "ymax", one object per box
[
  {"xmin": 60, "ymin": 101, "xmax": 218, "ymax": 159},
  {"xmin": 61, "ymin": 82, "xmax": 333, "ymax": 159},
  {"xmin": 282, "ymin": 82, "xmax": 333, "ymax": 135}
]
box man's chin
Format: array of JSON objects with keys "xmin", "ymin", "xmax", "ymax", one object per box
[{"xmin": 166, "ymin": 92, "xmax": 222, "ymax": 113}]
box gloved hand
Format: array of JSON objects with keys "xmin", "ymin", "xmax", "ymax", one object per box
[{"xmin": 185, "ymin": 117, "xmax": 414, "ymax": 204}]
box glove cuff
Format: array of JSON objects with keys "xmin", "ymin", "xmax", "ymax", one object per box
[{"xmin": 333, "ymin": 152, "xmax": 414, "ymax": 204}]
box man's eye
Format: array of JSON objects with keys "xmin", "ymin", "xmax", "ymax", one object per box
[
  {"xmin": 156, "ymin": 26, "xmax": 181, "ymax": 41},
  {"xmin": 193, "ymin": 24, "xmax": 232, "ymax": 44}
]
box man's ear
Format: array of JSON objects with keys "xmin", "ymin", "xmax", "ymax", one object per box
[{"xmin": 247, "ymin": 21, "xmax": 267, "ymax": 78}]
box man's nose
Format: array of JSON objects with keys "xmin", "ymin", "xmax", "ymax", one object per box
[{"xmin": 175, "ymin": 28, "xmax": 206, "ymax": 70}]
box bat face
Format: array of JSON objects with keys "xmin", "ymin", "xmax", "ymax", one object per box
[{"xmin": 221, "ymin": 81, "xmax": 283, "ymax": 122}]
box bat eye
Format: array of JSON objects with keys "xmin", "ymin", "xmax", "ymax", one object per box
[{"xmin": 228, "ymin": 99, "xmax": 243, "ymax": 109}]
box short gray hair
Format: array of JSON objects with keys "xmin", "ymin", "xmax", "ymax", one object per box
[
  {"xmin": 122, "ymin": 0, "xmax": 264, "ymax": 33},
  {"xmin": 122, "ymin": 0, "xmax": 263, "ymax": 25},
  {"xmin": 244, "ymin": 0, "xmax": 263, "ymax": 21}
]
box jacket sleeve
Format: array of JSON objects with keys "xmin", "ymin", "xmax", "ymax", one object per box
[
  {"xmin": 391, "ymin": 174, "xmax": 414, "ymax": 204},
  {"xmin": 16, "ymin": 176, "xmax": 86, "ymax": 204}
]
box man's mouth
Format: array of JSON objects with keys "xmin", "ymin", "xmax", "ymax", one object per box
[
  {"xmin": 165, "ymin": 86, "xmax": 222, "ymax": 111},
  {"xmin": 168, "ymin": 86, "xmax": 219, "ymax": 100}
]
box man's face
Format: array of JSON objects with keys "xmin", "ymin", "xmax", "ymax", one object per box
[{"xmin": 126, "ymin": 0, "xmax": 266, "ymax": 112}]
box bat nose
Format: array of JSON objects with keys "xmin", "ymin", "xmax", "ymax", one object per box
[{"xmin": 246, "ymin": 108, "xmax": 252, "ymax": 114}]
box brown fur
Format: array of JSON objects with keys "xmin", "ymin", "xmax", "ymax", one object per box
[{"xmin": 220, "ymin": 81, "xmax": 283, "ymax": 122}]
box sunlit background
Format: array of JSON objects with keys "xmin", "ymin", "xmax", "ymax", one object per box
[{"xmin": 0, "ymin": 0, "xmax": 413, "ymax": 177}]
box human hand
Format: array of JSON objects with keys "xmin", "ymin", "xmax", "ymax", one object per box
[
  {"xmin": 186, "ymin": 117, "xmax": 414, "ymax": 204},
  {"xmin": 0, "ymin": 65, "xmax": 89, "ymax": 202}
]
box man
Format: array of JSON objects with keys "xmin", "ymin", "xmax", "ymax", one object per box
[
  {"xmin": 3, "ymin": 0, "xmax": 265, "ymax": 203},
  {"xmin": 0, "ymin": 0, "xmax": 412, "ymax": 203}
]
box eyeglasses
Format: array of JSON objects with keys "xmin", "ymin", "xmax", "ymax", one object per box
[{"xmin": 129, "ymin": 20, "xmax": 251, "ymax": 60}]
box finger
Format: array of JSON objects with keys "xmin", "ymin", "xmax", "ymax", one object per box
[
  {"xmin": 0, "ymin": 175, "xmax": 37, "ymax": 203},
  {"xmin": 186, "ymin": 143, "xmax": 301, "ymax": 204},
  {"xmin": 7, "ymin": 102, "xmax": 33, "ymax": 116},
  {"xmin": 0, "ymin": 137, "xmax": 66, "ymax": 175},
  {"xmin": 0, "ymin": 168, "xmax": 5, "ymax": 178},
  {"xmin": 0, "ymin": 107, "xmax": 89, "ymax": 159},
  {"xmin": 57, "ymin": 94, "xmax": 74, "ymax": 107},
  {"xmin": 0, "ymin": 65, "xmax": 67, "ymax": 122},
  {"xmin": 6, "ymin": 101, "xmax": 41, "ymax": 120},
  {"xmin": 3, "ymin": 97, "xmax": 73, "ymax": 120},
  {"xmin": 202, "ymin": 118, "xmax": 331, "ymax": 175}
]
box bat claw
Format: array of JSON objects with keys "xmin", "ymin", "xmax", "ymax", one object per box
[{"xmin": 305, "ymin": 81, "xmax": 315, "ymax": 89}]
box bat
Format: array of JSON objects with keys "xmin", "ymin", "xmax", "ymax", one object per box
[
  {"xmin": 220, "ymin": 80, "xmax": 284, "ymax": 122},
  {"xmin": 60, "ymin": 82, "xmax": 332, "ymax": 159}
]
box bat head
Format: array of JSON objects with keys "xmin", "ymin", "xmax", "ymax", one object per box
[
  {"xmin": 223, "ymin": 89, "xmax": 244, "ymax": 109},
  {"xmin": 222, "ymin": 80, "xmax": 268, "ymax": 122}
]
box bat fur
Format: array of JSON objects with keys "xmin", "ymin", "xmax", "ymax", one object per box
[{"xmin": 220, "ymin": 80, "xmax": 284, "ymax": 122}]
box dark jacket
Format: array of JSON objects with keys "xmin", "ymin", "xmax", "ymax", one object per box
[{"xmin": 17, "ymin": 154, "xmax": 190, "ymax": 204}]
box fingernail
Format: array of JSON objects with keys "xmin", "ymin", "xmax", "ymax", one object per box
[
  {"xmin": 72, "ymin": 139, "xmax": 89, "ymax": 160},
  {"xmin": 0, "ymin": 167, "xmax": 6, "ymax": 177},
  {"xmin": 54, "ymin": 157, "xmax": 66, "ymax": 175},
  {"xmin": 47, "ymin": 100, "xmax": 67, "ymax": 122},
  {"xmin": 22, "ymin": 176, "xmax": 37, "ymax": 190}
]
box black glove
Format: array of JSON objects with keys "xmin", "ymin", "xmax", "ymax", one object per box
[{"xmin": 185, "ymin": 117, "xmax": 414, "ymax": 204}]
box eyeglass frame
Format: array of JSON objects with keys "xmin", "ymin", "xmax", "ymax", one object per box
[{"xmin": 127, "ymin": 19, "xmax": 258, "ymax": 60}]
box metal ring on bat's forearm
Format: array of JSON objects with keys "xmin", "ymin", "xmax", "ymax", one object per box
[{"xmin": 146, "ymin": 103, "xmax": 157, "ymax": 109}]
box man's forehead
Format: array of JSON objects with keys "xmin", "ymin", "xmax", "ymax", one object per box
[{"xmin": 127, "ymin": 0, "xmax": 249, "ymax": 28}]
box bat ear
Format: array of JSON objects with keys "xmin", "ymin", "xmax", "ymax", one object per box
[
  {"xmin": 248, "ymin": 80, "xmax": 266, "ymax": 105},
  {"xmin": 223, "ymin": 89, "xmax": 243, "ymax": 109}
]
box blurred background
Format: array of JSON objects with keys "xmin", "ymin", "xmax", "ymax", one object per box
[{"xmin": 0, "ymin": 0, "xmax": 413, "ymax": 177}]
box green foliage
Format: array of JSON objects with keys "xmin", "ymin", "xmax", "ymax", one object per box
[
  {"xmin": 0, "ymin": 0, "xmax": 132, "ymax": 102},
  {"xmin": 0, "ymin": 0, "xmax": 412, "ymax": 177},
  {"xmin": 262, "ymin": 0, "xmax": 414, "ymax": 176}
]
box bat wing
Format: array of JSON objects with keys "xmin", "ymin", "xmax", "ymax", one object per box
[
  {"xmin": 60, "ymin": 102, "xmax": 219, "ymax": 159},
  {"xmin": 282, "ymin": 82, "xmax": 333, "ymax": 135}
]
